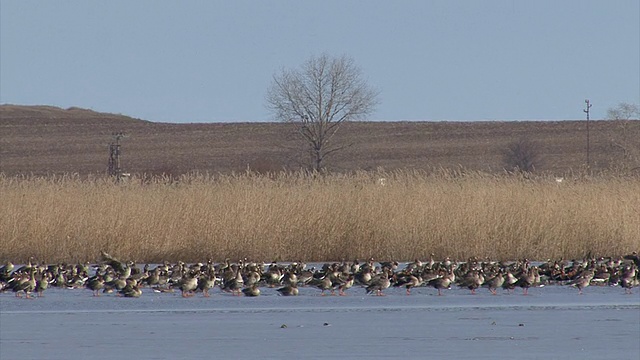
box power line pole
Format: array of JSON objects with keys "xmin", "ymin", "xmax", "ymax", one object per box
[{"xmin": 583, "ymin": 99, "xmax": 592, "ymax": 169}]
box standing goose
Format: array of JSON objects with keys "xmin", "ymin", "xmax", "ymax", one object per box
[
  {"xmin": 14, "ymin": 268, "xmax": 37, "ymax": 299},
  {"xmin": 10, "ymin": 273, "xmax": 28, "ymax": 297},
  {"xmin": 86, "ymin": 274, "xmax": 105, "ymax": 296},
  {"xmin": 394, "ymin": 274, "xmax": 422, "ymax": 295},
  {"xmin": 568, "ymin": 270, "xmax": 594, "ymax": 295},
  {"xmin": 177, "ymin": 272, "xmax": 199, "ymax": 297},
  {"xmin": 35, "ymin": 270, "xmax": 51, "ymax": 297},
  {"xmin": 620, "ymin": 266, "xmax": 638, "ymax": 294},
  {"xmin": 515, "ymin": 267, "xmax": 537, "ymax": 295},
  {"xmin": 310, "ymin": 275, "xmax": 334, "ymax": 296},
  {"xmin": 428, "ymin": 271, "xmax": 453, "ymax": 296},
  {"xmin": 428, "ymin": 276, "xmax": 451, "ymax": 296},
  {"xmin": 483, "ymin": 272, "xmax": 505, "ymax": 295},
  {"xmin": 458, "ymin": 270, "xmax": 484, "ymax": 295},
  {"xmin": 365, "ymin": 270, "xmax": 391, "ymax": 296},
  {"xmin": 336, "ymin": 274, "xmax": 355, "ymax": 296},
  {"xmin": 197, "ymin": 269, "xmax": 218, "ymax": 297},
  {"xmin": 144, "ymin": 267, "xmax": 162, "ymax": 287},
  {"xmin": 24, "ymin": 269, "xmax": 38, "ymax": 299},
  {"xmin": 221, "ymin": 269, "xmax": 244, "ymax": 296},
  {"xmin": 502, "ymin": 269, "xmax": 518, "ymax": 294}
]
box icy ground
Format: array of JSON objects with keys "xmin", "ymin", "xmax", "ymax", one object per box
[{"xmin": 1, "ymin": 284, "xmax": 639, "ymax": 360}]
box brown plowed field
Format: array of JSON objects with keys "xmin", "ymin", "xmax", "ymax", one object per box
[{"xmin": 1, "ymin": 105, "xmax": 638, "ymax": 176}]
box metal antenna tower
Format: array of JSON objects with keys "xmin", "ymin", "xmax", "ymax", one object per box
[{"xmin": 584, "ymin": 99, "xmax": 592, "ymax": 168}]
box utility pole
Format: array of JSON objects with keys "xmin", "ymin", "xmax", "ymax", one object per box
[
  {"xmin": 108, "ymin": 132, "xmax": 127, "ymax": 181},
  {"xmin": 583, "ymin": 99, "xmax": 592, "ymax": 169}
]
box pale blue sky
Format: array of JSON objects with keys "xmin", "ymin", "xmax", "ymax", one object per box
[{"xmin": 1, "ymin": 1, "xmax": 638, "ymax": 122}]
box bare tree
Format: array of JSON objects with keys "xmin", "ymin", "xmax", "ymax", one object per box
[
  {"xmin": 503, "ymin": 137, "xmax": 542, "ymax": 173},
  {"xmin": 266, "ymin": 54, "xmax": 379, "ymax": 172},
  {"xmin": 605, "ymin": 102, "xmax": 640, "ymax": 170},
  {"xmin": 606, "ymin": 102, "xmax": 639, "ymax": 121}
]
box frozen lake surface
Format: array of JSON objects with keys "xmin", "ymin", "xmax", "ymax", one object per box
[{"xmin": 1, "ymin": 284, "xmax": 639, "ymax": 360}]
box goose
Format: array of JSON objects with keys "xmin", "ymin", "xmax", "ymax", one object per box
[
  {"xmin": 296, "ymin": 268, "xmax": 315, "ymax": 285},
  {"xmin": 394, "ymin": 274, "xmax": 422, "ymax": 295},
  {"xmin": 197, "ymin": 269, "xmax": 218, "ymax": 297},
  {"xmin": 568, "ymin": 270, "xmax": 595, "ymax": 295},
  {"xmin": 458, "ymin": 270, "xmax": 484, "ymax": 295},
  {"xmin": 276, "ymin": 283, "xmax": 299, "ymax": 296},
  {"xmin": 13, "ymin": 268, "xmax": 37, "ymax": 299},
  {"xmin": 23, "ymin": 269, "xmax": 38, "ymax": 299},
  {"xmin": 265, "ymin": 264, "xmax": 283, "ymax": 287},
  {"xmin": 354, "ymin": 268, "xmax": 373, "ymax": 286},
  {"xmin": 65, "ymin": 271, "xmax": 87, "ymax": 289},
  {"xmin": 502, "ymin": 269, "xmax": 518, "ymax": 293},
  {"xmin": 129, "ymin": 265, "xmax": 148, "ymax": 283},
  {"xmin": 515, "ymin": 267, "xmax": 538, "ymax": 295},
  {"xmin": 118, "ymin": 279, "xmax": 142, "ymax": 298},
  {"xmin": 483, "ymin": 272, "xmax": 505, "ymax": 295},
  {"xmin": 35, "ymin": 270, "xmax": 50, "ymax": 297},
  {"xmin": 177, "ymin": 272, "xmax": 199, "ymax": 297},
  {"xmin": 310, "ymin": 275, "xmax": 334, "ymax": 296},
  {"xmin": 0, "ymin": 279, "xmax": 9, "ymax": 292},
  {"xmin": 380, "ymin": 261, "xmax": 399, "ymax": 272},
  {"xmin": 405, "ymin": 259, "xmax": 424, "ymax": 273},
  {"xmin": 0, "ymin": 261, "xmax": 14, "ymax": 282},
  {"xmin": 427, "ymin": 272, "xmax": 453, "ymax": 296},
  {"xmin": 144, "ymin": 268, "xmax": 162, "ymax": 287},
  {"xmin": 365, "ymin": 270, "xmax": 391, "ymax": 296},
  {"xmin": 86, "ymin": 274, "xmax": 105, "ymax": 296},
  {"xmin": 591, "ymin": 265, "xmax": 610, "ymax": 285},
  {"xmin": 221, "ymin": 269, "xmax": 244, "ymax": 296},
  {"xmin": 14, "ymin": 258, "xmax": 35, "ymax": 274},
  {"xmin": 242, "ymin": 284, "xmax": 261, "ymax": 297},
  {"xmin": 623, "ymin": 252, "xmax": 639, "ymax": 267},
  {"xmin": 281, "ymin": 270, "xmax": 298, "ymax": 287},
  {"xmin": 350, "ymin": 259, "xmax": 361, "ymax": 274},
  {"xmin": 100, "ymin": 251, "xmax": 130, "ymax": 277},
  {"xmin": 336, "ymin": 274, "xmax": 355, "ymax": 296},
  {"xmin": 243, "ymin": 270, "xmax": 262, "ymax": 287},
  {"xmin": 420, "ymin": 269, "xmax": 440, "ymax": 287},
  {"xmin": 9, "ymin": 273, "xmax": 27, "ymax": 297},
  {"xmin": 620, "ymin": 266, "xmax": 638, "ymax": 294},
  {"xmin": 105, "ymin": 276, "xmax": 128, "ymax": 292}
]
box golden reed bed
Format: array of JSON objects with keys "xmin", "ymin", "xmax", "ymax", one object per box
[{"xmin": 1, "ymin": 170, "xmax": 638, "ymax": 264}]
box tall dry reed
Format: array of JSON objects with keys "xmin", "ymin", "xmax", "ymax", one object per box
[{"xmin": 1, "ymin": 170, "xmax": 638, "ymax": 263}]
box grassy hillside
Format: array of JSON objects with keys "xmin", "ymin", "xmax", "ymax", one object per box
[{"xmin": 2, "ymin": 105, "xmax": 638, "ymax": 176}]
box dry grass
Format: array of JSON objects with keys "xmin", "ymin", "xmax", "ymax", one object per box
[{"xmin": 1, "ymin": 170, "xmax": 638, "ymax": 264}]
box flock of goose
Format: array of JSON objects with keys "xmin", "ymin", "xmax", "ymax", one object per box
[{"xmin": 1, "ymin": 251, "xmax": 639, "ymax": 299}]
